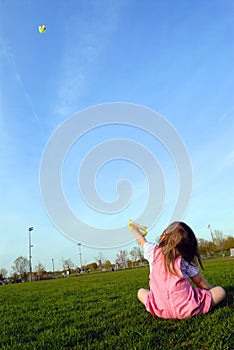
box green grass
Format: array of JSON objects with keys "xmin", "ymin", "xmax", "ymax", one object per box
[{"xmin": 0, "ymin": 258, "xmax": 233, "ymax": 349}]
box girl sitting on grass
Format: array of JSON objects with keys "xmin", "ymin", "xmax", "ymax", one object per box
[{"xmin": 131, "ymin": 221, "xmax": 226, "ymax": 319}]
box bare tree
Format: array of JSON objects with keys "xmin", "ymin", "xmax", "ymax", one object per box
[
  {"xmin": 130, "ymin": 246, "xmax": 144, "ymax": 263},
  {"xmin": 116, "ymin": 250, "xmax": 128, "ymax": 268},
  {"xmin": 34, "ymin": 262, "xmax": 46, "ymax": 273},
  {"xmin": 95, "ymin": 252, "xmax": 105, "ymax": 270},
  {"xmin": 62, "ymin": 258, "xmax": 74, "ymax": 272},
  {"xmin": 12, "ymin": 256, "xmax": 29, "ymax": 276},
  {"xmin": 130, "ymin": 247, "xmax": 139, "ymax": 262},
  {"xmin": 0, "ymin": 268, "xmax": 7, "ymax": 280},
  {"xmin": 213, "ymin": 230, "xmax": 225, "ymax": 253}
]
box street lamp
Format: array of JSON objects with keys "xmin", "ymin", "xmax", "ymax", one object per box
[
  {"xmin": 28, "ymin": 227, "xmax": 34, "ymax": 282},
  {"xmin": 77, "ymin": 243, "xmax": 82, "ymax": 269},
  {"xmin": 208, "ymin": 225, "xmax": 214, "ymax": 243},
  {"xmin": 52, "ymin": 258, "xmax": 55, "ymax": 278}
]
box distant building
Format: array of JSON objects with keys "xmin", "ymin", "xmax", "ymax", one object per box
[{"xmin": 230, "ymin": 248, "xmax": 234, "ymax": 257}]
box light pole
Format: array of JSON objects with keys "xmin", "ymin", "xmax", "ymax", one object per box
[
  {"xmin": 28, "ymin": 227, "xmax": 33, "ymax": 282},
  {"xmin": 208, "ymin": 225, "xmax": 214, "ymax": 243},
  {"xmin": 52, "ymin": 258, "xmax": 55, "ymax": 278},
  {"xmin": 77, "ymin": 243, "xmax": 82, "ymax": 269}
]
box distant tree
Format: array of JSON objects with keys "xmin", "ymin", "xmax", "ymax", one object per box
[
  {"xmin": 62, "ymin": 258, "xmax": 74, "ymax": 272},
  {"xmin": 198, "ymin": 238, "xmax": 210, "ymax": 255},
  {"xmin": 206, "ymin": 241, "xmax": 217, "ymax": 257},
  {"xmin": 223, "ymin": 236, "xmax": 234, "ymax": 250},
  {"xmin": 104, "ymin": 260, "xmax": 112, "ymax": 269},
  {"xmin": 85, "ymin": 262, "xmax": 98, "ymax": 271},
  {"xmin": 34, "ymin": 262, "xmax": 46, "ymax": 273},
  {"xmin": 130, "ymin": 246, "xmax": 144, "ymax": 264},
  {"xmin": 116, "ymin": 250, "xmax": 128, "ymax": 268},
  {"xmin": 95, "ymin": 252, "xmax": 105, "ymax": 270},
  {"xmin": 213, "ymin": 230, "xmax": 225, "ymax": 252},
  {"xmin": 130, "ymin": 247, "xmax": 139, "ymax": 262},
  {"xmin": 127, "ymin": 259, "xmax": 133, "ymax": 268},
  {"xmin": 0, "ymin": 268, "xmax": 7, "ymax": 280},
  {"xmin": 12, "ymin": 256, "xmax": 29, "ymax": 276},
  {"xmin": 198, "ymin": 239, "xmax": 216, "ymax": 257}
]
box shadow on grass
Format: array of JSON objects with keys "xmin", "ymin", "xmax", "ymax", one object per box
[
  {"xmin": 210, "ymin": 285, "xmax": 234, "ymax": 313},
  {"xmin": 225, "ymin": 285, "xmax": 234, "ymax": 308}
]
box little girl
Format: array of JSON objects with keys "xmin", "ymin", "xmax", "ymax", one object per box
[{"xmin": 131, "ymin": 221, "xmax": 226, "ymax": 319}]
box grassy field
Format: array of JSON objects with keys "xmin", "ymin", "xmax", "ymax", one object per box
[{"xmin": 0, "ymin": 258, "xmax": 233, "ymax": 350}]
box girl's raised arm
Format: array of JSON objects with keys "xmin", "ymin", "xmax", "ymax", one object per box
[{"xmin": 131, "ymin": 225, "xmax": 147, "ymax": 248}]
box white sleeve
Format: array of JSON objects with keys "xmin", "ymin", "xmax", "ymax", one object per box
[{"xmin": 143, "ymin": 242, "xmax": 157, "ymax": 267}]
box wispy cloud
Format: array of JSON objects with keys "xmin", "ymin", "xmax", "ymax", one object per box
[
  {"xmin": 16, "ymin": 73, "xmax": 40, "ymax": 121},
  {"xmin": 0, "ymin": 39, "xmax": 40, "ymax": 122}
]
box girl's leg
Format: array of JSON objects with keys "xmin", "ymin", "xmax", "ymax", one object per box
[
  {"xmin": 209, "ymin": 286, "xmax": 226, "ymax": 307},
  {"xmin": 137, "ymin": 288, "xmax": 150, "ymax": 305}
]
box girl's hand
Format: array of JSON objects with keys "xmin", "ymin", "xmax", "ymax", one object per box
[
  {"xmin": 128, "ymin": 220, "xmax": 148, "ymax": 237},
  {"xmin": 128, "ymin": 221, "xmax": 147, "ymax": 248}
]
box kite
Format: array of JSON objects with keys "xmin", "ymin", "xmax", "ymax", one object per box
[
  {"xmin": 38, "ymin": 25, "xmax": 46, "ymax": 33},
  {"xmin": 128, "ymin": 219, "xmax": 148, "ymax": 237}
]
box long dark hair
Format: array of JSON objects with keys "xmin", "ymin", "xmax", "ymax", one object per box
[{"xmin": 159, "ymin": 222, "xmax": 203, "ymax": 276}]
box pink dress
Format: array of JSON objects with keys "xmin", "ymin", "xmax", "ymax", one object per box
[{"xmin": 144, "ymin": 243, "xmax": 212, "ymax": 319}]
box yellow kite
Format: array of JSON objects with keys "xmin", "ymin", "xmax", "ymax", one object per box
[{"xmin": 38, "ymin": 25, "xmax": 46, "ymax": 33}]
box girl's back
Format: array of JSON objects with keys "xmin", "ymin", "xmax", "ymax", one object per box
[
  {"xmin": 145, "ymin": 245, "xmax": 212, "ymax": 319},
  {"xmin": 132, "ymin": 221, "xmax": 226, "ymax": 319}
]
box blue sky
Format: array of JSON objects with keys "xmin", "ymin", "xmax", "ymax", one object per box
[{"xmin": 0, "ymin": 0, "xmax": 233, "ymax": 274}]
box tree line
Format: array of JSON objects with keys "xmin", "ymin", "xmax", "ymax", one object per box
[
  {"xmin": 0, "ymin": 246, "xmax": 144, "ymax": 282},
  {"xmin": 1, "ymin": 230, "xmax": 233, "ymax": 282},
  {"xmin": 198, "ymin": 230, "xmax": 234, "ymax": 257}
]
